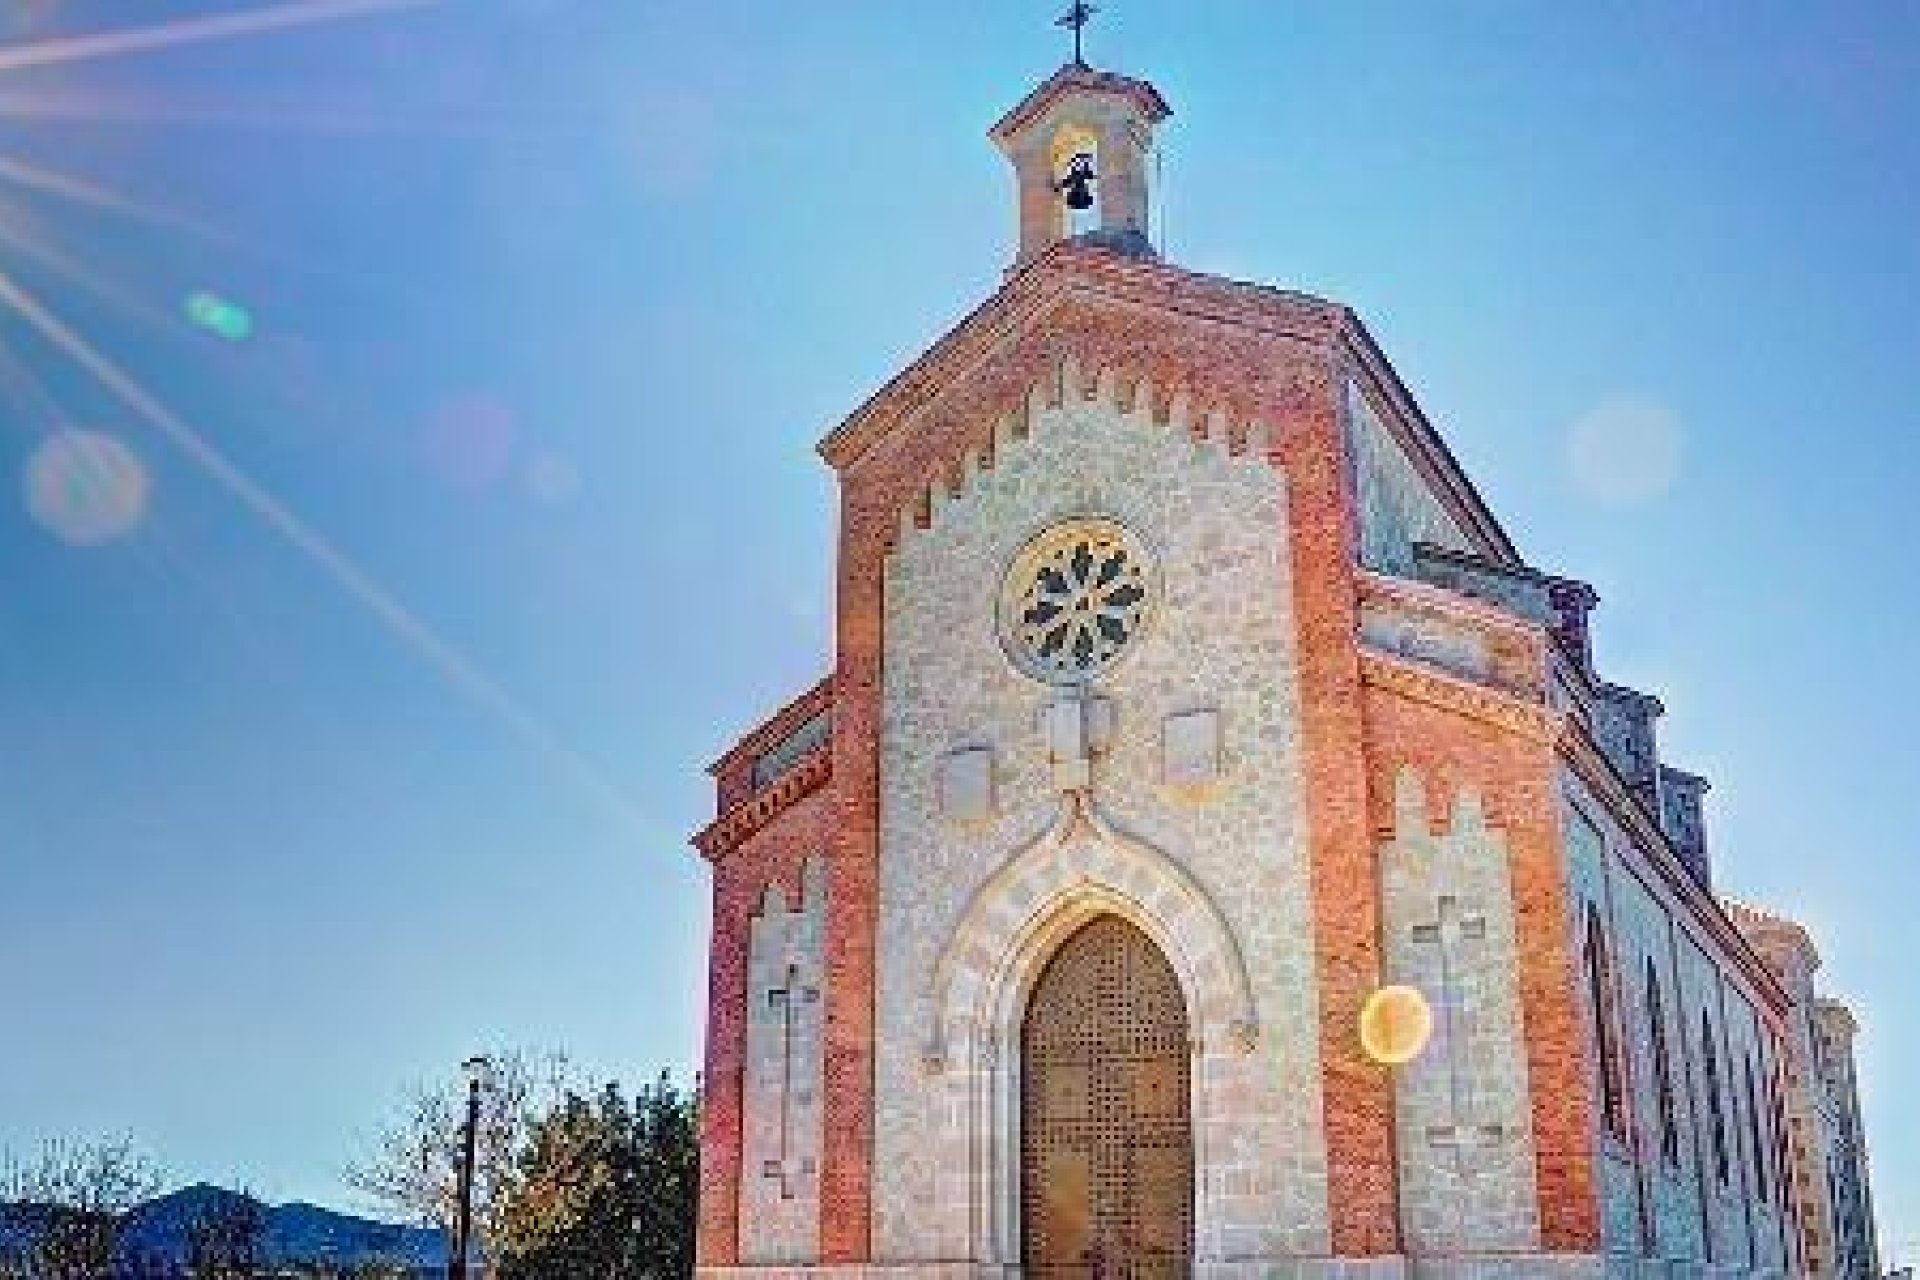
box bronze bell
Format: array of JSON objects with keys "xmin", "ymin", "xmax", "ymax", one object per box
[{"xmin": 1058, "ymin": 153, "xmax": 1097, "ymax": 211}]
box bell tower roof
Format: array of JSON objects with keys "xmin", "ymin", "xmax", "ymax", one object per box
[
  {"xmin": 990, "ymin": 61, "xmax": 1172, "ymax": 266},
  {"xmin": 988, "ymin": 62, "xmax": 1171, "ymax": 146}
]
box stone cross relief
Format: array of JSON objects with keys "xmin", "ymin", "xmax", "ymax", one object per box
[
  {"xmin": 1410, "ymin": 894, "xmax": 1505, "ymax": 1171},
  {"xmin": 761, "ymin": 961, "xmax": 819, "ymax": 1199}
]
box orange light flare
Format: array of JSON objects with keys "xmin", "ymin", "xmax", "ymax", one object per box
[
  {"xmin": 1358, "ymin": 984, "xmax": 1436, "ymax": 1067},
  {"xmin": 0, "ymin": 264, "xmax": 651, "ymax": 838}
]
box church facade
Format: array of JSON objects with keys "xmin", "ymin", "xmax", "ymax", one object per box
[{"xmin": 689, "ymin": 59, "xmax": 1878, "ymax": 1280}]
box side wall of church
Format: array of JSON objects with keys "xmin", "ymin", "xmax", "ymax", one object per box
[
  {"xmin": 740, "ymin": 856, "xmax": 829, "ymax": 1263},
  {"xmin": 1345, "ymin": 379, "xmax": 1472, "ymax": 577},
  {"xmin": 1376, "ymin": 764, "xmax": 1543, "ymax": 1255},
  {"xmin": 699, "ymin": 786, "xmax": 837, "ymax": 1269},
  {"xmin": 1561, "ymin": 774, "xmax": 1794, "ymax": 1278},
  {"xmin": 871, "ymin": 386, "xmax": 1332, "ymax": 1262},
  {"xmin": 1356, "ymin": 652, "xmax": 1604, "ymax": 1264}
]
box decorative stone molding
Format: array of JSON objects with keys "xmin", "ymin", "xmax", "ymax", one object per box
[
  {"xmin": 889, "ymin": 348, "xmax": 1290, "ymax": 561},
  {"xmin": 1359, "ymin": 646, "xmax": 1564, "ymax": 745},
  {"xmin": 694, "ymin": 748, "xmax": 833, "ymax": 862},
  {"xmin": 921, "ymin": 798, "xmax": 1259, "ymax": 1072}
]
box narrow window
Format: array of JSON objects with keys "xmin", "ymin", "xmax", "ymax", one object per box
[
  {"xmin": 1584, "ymin": 905, "xmax": 1627, "ymax": 1139},
  {"xmin": 1645, "ymin": 958, "xmax": 1680, "ymax": 1165},
  {"xmin": 1744, "ymin": 1053, "xmax": 1769, "ymax": 1201},
  {"xmin": 1701, "ymin": 1011, "xmax": 1729, "ymax": 1185}
]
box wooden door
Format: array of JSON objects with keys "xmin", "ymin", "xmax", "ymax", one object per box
[{"xmin": 1021, "ymin": 916, "xmax": 1193, "ymax": 1279}]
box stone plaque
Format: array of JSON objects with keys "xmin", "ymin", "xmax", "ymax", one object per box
[
  {"xmin": 1162, "ymin": 708, "xmax": 1221, "ymax": 788},
  {"xmin": 939, "ymin": 746, "xmax": 994, "ymax": 821}
]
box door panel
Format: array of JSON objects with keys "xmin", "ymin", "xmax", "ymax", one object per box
[{"xmin": 1021, "ymin": 916, "xmax": 1193, "ymax": 1279}]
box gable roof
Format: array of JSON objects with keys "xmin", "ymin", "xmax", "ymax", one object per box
[
  {"xmin": 988, "ymin": 62, "xmax": 1172, "ymax": 145},
  {"xmin": 816, "ymin": 238, "xmax": 1522, "ymax": 568}
]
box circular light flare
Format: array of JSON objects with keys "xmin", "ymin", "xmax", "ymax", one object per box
[
  {"xmin": 1565, "ymin": 396, "xmax": 1683, "ymax": 505},
  {"xmin": 1359, "ymin": 984, "xmax": 1435, "ymax": 1067},
  {"xmin": 423, "ymin": 392, "xmax": 517, "ymax": 493},
  {"xmin": 24, "ymin": 430, "xmax": 150, "ymax": 546}
]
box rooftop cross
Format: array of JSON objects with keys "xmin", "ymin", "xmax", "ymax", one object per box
[{"xmin": 1055, "ymin": 1, "xmax": 1098, "ymax": 67}]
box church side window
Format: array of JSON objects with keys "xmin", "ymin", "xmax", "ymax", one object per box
[
  {"xmin": 1645, "ymin": 958, "xmax": 1681, "ymax": 1165},
  {"xmin": 1766, "ymin": 1051, "xmax": 1793, "ymax": 1213},
  {"xmin": 1744, "ymin": 1053, "xmax": 1770, "ymax": 1202},
  {"xmin": 1583, "ymin": 905, "xmax": 1627, "ymax": 1140},
  {"xmin": 1701, "ymin": 1011, "xmax": 1730, "ymax": 1186}
]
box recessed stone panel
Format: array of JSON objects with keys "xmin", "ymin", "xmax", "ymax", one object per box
[
  {"xmin": 938, "ymin": 747, "xmax": 995, "ymax": 822},
  {"xmin": 1162, "ymin": 708, "xmax": 1222, "ymax": 790}
]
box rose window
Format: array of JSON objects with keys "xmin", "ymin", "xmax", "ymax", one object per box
[{"xmin": 1001, "ymin": 519, "xmax": 1154, "ymax": 683}]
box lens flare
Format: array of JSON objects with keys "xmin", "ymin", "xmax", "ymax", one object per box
[
  {"xmin": 424, "ymin": 392, "xmax": 516, "ymax": 492},
  {"xmin": 185, "ymin": 290, "xmax": 253, "ymax": 341},
  {"xmin": 24, "ymin": 429, "xmax": 149, "ymax": 545},
  {"xmin": 1566, "ymin": 396, "xmax": 1683, "ymax": 506},
  {"xmin": 523, "ymin": 451, "xmax": 579, "ymax": 504},
  {"xmin": 1359, "ymin": 984, "xmax": 1435, "ymax": 1067}
]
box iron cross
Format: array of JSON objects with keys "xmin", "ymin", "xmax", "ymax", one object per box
[{"xmin": 1056, "ymin": 2, "xmax": 1099, "ymax": 67}]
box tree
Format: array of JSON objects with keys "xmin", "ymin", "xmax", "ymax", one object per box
[
  {"xmin": 491, "ymin": 1072, "xmax": 699, "ymax": 1280},
  {"xmin": 0, "ymin": 1135, "xmax": 162, "ymax": 1279},
  {"xmin": 344, "ymin": 1046, "xmax": 573, "ymax": 1255},
  {"xmin": 184, "ymin": 1187, "xmax": 265, "ymax": 1279}
]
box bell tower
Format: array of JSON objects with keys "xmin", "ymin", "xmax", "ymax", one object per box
[{"xmin": 989, "ymin": 60, "xmax": 1171, "ymax": 265}]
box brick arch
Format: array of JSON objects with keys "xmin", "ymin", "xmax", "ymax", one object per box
[{"xmin": 922, "ymin": 804, "xmax": 1258, "ymax": 1073}]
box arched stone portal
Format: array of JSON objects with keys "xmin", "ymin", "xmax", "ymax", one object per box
[{"xmin": 1021, "ymin": 915, "xmax": 1194, "ymax": 1280}]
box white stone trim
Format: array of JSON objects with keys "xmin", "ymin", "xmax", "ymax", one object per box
[
  {"xmin": 923, "ymin": 800, "xmax": 1259, "ymax": 1070},
  {"xmin": 916, "ymin": 802, "xmax": 1260, "ymax": 1266}
]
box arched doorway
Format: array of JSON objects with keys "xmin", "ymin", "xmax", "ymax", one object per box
[{"xmin": 1021, "ymin": 915, "xmax": 1193, "ymax": 1279}]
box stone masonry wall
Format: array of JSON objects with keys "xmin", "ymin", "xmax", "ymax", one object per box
[
  {"xmin": 1561, "ymin": 772, "xmax": 1793, "ymax": 1278},
  {"xmin": 1378, "ymin": 767, "xmax": 1542, "ymax": 1254},
  {"xmin": 740, "ymin": 856, "xmax": 829, "ymax": 1263},
  {"xmin": 699, "ymin": 786, "xmax": 836, "ymax": 1268},
  {"xmin": 871, "ymin": 382, "xmax": 1331, "ymax": 1264},
  {"xmin": 1346, "ymin": 380, "xmax": 1472, "ymax": 577}
]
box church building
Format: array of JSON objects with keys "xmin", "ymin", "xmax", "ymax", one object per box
[{"xmin": 688, "ymin": 47, "xmax": 1879, "ymax": 1280}]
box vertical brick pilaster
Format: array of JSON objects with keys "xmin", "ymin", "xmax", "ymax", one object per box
[
  {"xmin": 819, "ymin": 492, "xmax": 885, "ymax": 1261},
  {"xmin": 696, "ymin": 866, "xmax": 746, "ymax": 1267},
  {"xmin": 1285, "ymin": 387, "xmax": 1402, "ymax": 1255},
  {"xmin": 1509, "ymin": 760, "xmax": 1605, "ymax": 1251}
]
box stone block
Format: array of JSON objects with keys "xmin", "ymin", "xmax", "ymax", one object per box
[
  {"xmin": 1163, "ymin": 707, "xmax": 1222, "ymax": 789},
  {"xmin": 938, "ymin": 747, "xmax": 995, "ymax": 822}
]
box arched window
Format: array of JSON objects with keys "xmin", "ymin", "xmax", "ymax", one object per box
[
  {"xmin": 1744, "ymin": 1053, "xmax": 1770, "ymax": 1201},
  {"xmin": 1645, "ymin": 958, "xmax": 1680, "ymax": 1165},
  {"xmin": 1583, "ymin": 905, "xmax": 1627, "ymax": 1139},
  {"xmin": 1701, "ymin": 1011, "xmax": 1730, "ymax": 1185}
]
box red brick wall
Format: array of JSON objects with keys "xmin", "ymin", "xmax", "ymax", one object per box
[
  {"xmin": 819, "ymin": 491, "xmax": 885, "ymax": 1261},
  {"xmin": 1285, "ymin": 389, "xmax": 1404, "ymax": 1255},
  {"xmin": 696, "ymin": 785, "xmax": 836, "ymax": 1267},
  {"xmin": 1358, "ymin": 680, "xmax": 1603, "ymax": 1251}
]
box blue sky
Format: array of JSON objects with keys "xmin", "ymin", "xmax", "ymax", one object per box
[{"xmin": 0, "ymin": 0, "xmax": 1912, "ymax": 1256}]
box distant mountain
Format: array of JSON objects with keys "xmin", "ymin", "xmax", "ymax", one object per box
[{"xmin": 5, "ymin": 1182, "xmax": 447, "ymax": 1271}]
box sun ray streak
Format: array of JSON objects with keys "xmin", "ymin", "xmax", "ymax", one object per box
[
  {"xmin": 0, "ymin": 154, "xmax": 432, "ymax": 307},
  {"xmin": 0, "ymin": 154, "xmax": 229, "ymax": 242},
  {"xmin": 0, "ymin": 0, "xmax": 440, "ymax": 74},
  {"xmin": 0, "ymin": 195, "xmax": 180, "ymax": 328},
  {"xmin": 0, "ymin": 266, "xmax": 650, "ymax": 837},
  {"xmin": 0, "ymin": 86, "xmax": 547, "ymax": 140}
]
